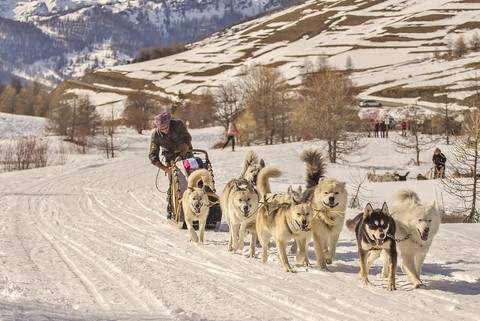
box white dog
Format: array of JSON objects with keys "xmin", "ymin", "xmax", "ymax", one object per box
[
  {"xmin": 220, "ymin": 178, "xmax": 260, "ymax": 257},
  {"xmin": 301, "ymin": 147, "xmax": 348, "ymax": 270},
  {"xmin": 181, "ymin": 169, "xmax": 213, "ymax": 243},
  {"xmin": 370, "ymin": 189, "xmax": 441, "ymax": 288}
]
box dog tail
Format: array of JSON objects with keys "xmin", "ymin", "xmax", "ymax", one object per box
[
  {"xmin": 187, "ymin": 169, "xmax": 212, "ymax": 188},
  {"xmin": 394, "ymin": 188, "xmax": 420, "ymax": 204},
  {"xmin": 301, "ymin": 147, "xmax": 326, "ymax": 189},
  {"xmin": 241, "ymin": 151, "xmax": 264, "ymax": 176},
  {"xmin": 345, "ymin": 213, "xmax": 362, "ymax": 232},
  {"xmin": 257, "ymin": 166, "xmax": 282, "ymax": 197}
]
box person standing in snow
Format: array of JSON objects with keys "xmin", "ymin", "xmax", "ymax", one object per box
[
  {"xmin": 222, "ymin": 122, "xmax": 239, "ymax": 151},
  {"xmin": 432, "ymin": 148, "xmax": 447, "ymax": 178}
]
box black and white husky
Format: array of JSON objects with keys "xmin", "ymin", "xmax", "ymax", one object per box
[{"xmin": 348, "ymin": 203, "xmax": 397, "ymax": 291}]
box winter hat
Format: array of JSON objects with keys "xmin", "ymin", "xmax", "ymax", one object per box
[{"xmin": 154, "ymin": 112, "xmax": 171, "ymax": 129}]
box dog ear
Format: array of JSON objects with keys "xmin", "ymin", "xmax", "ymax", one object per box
[
  {"xmin": 363, "ymin": 203, "xmax": 374, "ymax": 218},
  {"xmin": 287, "ymin": 185, "xmax": 293, "ymax": 194},
  {"xmin": 381, "ymin": 202, "xmax": 390, "ymax": 216},
  {"xmin": 292, "ymin": 197, "xmax": 299, "ymax": 205},
  {"xmin": 260, "ymin": 159, "xmax": 265, "ymax": 167}
]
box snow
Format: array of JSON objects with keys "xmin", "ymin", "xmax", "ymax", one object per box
[
  {"xmin": 86, "ymin": 0, "xmax": 480, "ymax": 110},
  {"xmin": 0, "ymin": 112, "xmax": 479, "ymax": 320}
]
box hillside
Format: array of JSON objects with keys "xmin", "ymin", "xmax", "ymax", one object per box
[
  {"xmin": 57, "ymin": 0, "xmax": 480, "ymax": 112},
  {"xmin": 0, "ymin": 0, "xmax": 294, "ymax": 85}
]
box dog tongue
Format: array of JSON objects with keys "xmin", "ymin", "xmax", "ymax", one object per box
[
  {"xmin": 421, "ymin": 231, "xmax": 429, "ymax": 241},
  {"xmin": 418, "ymin": 229, "xmax": 429, "ymax": 241},
  {"xmin": 377, "ymin": 239, "xmax": 384, "ymax": 246}
]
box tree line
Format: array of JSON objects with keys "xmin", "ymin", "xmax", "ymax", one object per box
[
  {"xmin": 0, "ymin": 79, "xmax": 50, "ymax": 117},
  {"xmin": 2, "ymin": 60, "xmax": 480, "ymax": 221}
]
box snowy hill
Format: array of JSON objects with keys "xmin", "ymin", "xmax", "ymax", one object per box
[
  {"xmin": 0, "ymin": 0, "xmax": 293, "ymax": 85},
  {"xmin": 0, "ymin": 112, "xmax": 480, "ymax": 320},
  {"xmin": 56, "ymin": 0, "xmax": 480, "ymax": 112}
]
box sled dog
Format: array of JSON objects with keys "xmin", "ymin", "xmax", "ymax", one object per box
[
  {"xmin": 256, "ymin": 166, "xmax": 302, "ymax": 205},
  {"xmin": 394, "ymin": 171, "xmax": 410, "ymax": 181},
  {"xmin": 182, "ymin": 169, "xmax": 213, "ymax": 243},
  {"xmin": 376, "ymin": 189, "xmax": 441, "ymax": 288},
  {"xmin": 301, "ymin": 147, "xmax": 347, "ymax": 270},
  {"xmin": 240, "ymin": 151, "xmax": 265, "ymax": 185},
  {"xmin": 350, "ymin": 203, "xmax": 397, "ymax": 291},
  {"xmin": 367, "ymin": 169, "xmax": 397, "ymax": 182},
  {"xmin": 220, "ymin": 178, "xmax": 260, "ymax": 257},
  {"xmin": 256, "ymin": 167, "xmax": 312, "ymax": 272}
]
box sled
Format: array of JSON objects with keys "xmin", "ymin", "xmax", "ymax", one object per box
[{"xmin": 166, "ymin": 149, "xmax": 222, "ymax": 230}]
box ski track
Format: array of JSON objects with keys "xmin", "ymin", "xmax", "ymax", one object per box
[{"xmin": 1, "ymin": 138, "xmax": 480, "ymax": 320}]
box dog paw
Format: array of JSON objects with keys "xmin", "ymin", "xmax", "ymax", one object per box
[
  {"xmin": 317, "ymin": 264, "xmax": 328, "ymax": 271},
  {"xmin": 361, "ymin": 277, "xmax": 370, "ymax": 285},
  {"xmin": 387, "ymin": 285, "xmax": 397, "ymax": 291},
  {"xmin": 326, "ymin": 259, "xmax": 332, "ymax": 265},
  {"xmin": 414, "ymin": 283, "xmax": 426, "ymax": 289}
]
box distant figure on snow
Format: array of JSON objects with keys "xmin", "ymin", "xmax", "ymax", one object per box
[
  {"xmin": 380, "ymin": 120, "xmax": 386, "ymax": 138},
  {"xmin": 432, "ymin": 148, "xmax": 447, "ymax": 178},
  {"xmin": 374, "ymin": 120, "xmax": 380, "ymax": 138},
  {"xmin": 401, "ymin": 120, "xmax": 407, "ymax": 137},
  {"xmin": 222, "ymin": 122, "xmax": 240, "ymax": 151}
]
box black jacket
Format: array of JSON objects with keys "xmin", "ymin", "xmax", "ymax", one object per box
[
  {"xmin": 433, "ymin": 153, "xmax": 446, "ymax": 166},
  {"xmin": 149, "ymin": 119, "xmax": 192, "ymax": 165}
]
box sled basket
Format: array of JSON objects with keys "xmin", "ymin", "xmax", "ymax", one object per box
[{"xmin": 167, "ymin": 149, "xmax": 222, "ymax": 230}]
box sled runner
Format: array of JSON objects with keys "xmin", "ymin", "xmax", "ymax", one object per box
[{"xmin": 166, "ymin": 149, "xmax": 222, "ymax": 230}]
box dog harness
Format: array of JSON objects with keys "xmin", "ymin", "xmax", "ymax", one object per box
[{"xmin": 313, "ymin": 208, "xmax": 344, "ymax": 230}]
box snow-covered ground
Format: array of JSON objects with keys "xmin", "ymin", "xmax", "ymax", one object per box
[{"xmin": 0, "ymin": 113, "xmax": 479, "ymax": 320}]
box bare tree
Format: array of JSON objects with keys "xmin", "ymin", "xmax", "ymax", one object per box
[
  {"xmin": 392, "ymin": 106, "xmax": 438, "ymax": 166},
  {"xmin": 123, "ymin": 90, "xmax": 158, "ymax": 134},
  {"xmin": 453, "ymin": 35, "xmax": 467, "ymax": 58},
  {"xmin": 1, "ymin": 136, "xmax": 50, "ymax": 171},
  {"xmin": 345, "ymin": 55, "xmax": 354, "ymax": 74},
  {"xmin": 435, "ymin": 95, "xmax": 454, "ymax": 145},
  {"xmin": 296, "ymin": 65, "xmax": 360, "ymax": 163},
  {"xmin": 180, "ymin": 90, "xmax": 216, "ymax": 128},
  {"xmin": 348, "ymin": 172, "xmax": 368, "ymax": 209},
  {"xmin": 212, "ymin": 82, "xmax": 244, "ymax": 129},
  {"xmin": 442, "ymin": 110, "xmax": 480, "ymax": 222},
  {"xmin": 241, "ymin": 64, "xmax": 290, "ymax": 145},
  {"xmin": 171, "ymin": 91, "xmax": 185, "ymax": 115},
  {"xmin": 97, "ymin": 106, "xmax": 120, "ymax": 158},
  {"xmin": 470, "ymin": 31, "xmax": 480, "ymax": 52}
]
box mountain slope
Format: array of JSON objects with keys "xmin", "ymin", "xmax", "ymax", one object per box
[
  {"xmin": 65, "ymin": 0, "xmax": 480, "ymax": 110},
  {"xmin": 0, "ymin": 0, "xmax": 294, "ymax": 85}
]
